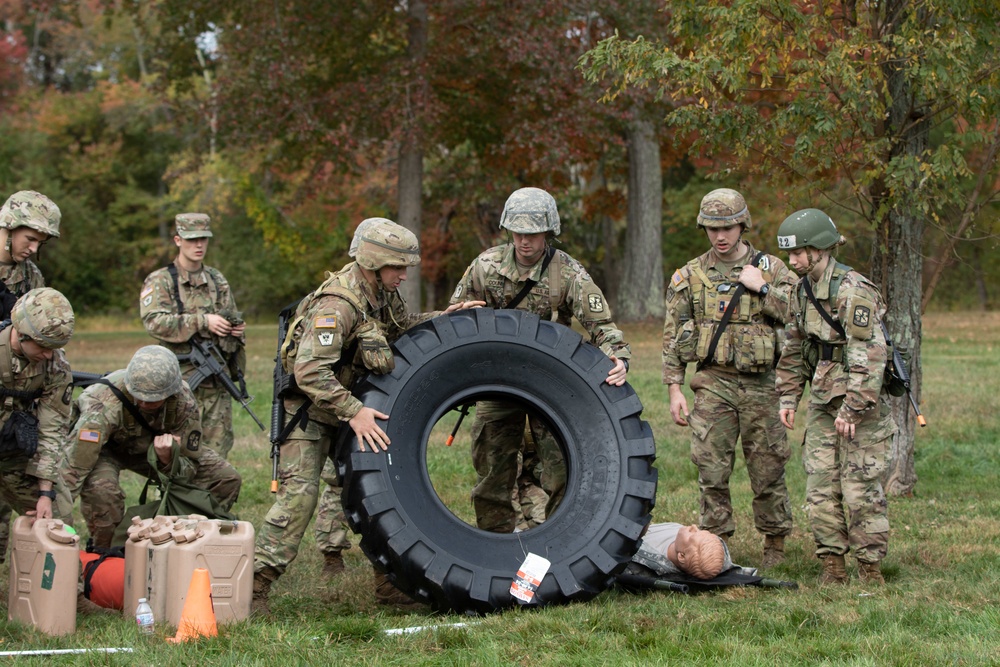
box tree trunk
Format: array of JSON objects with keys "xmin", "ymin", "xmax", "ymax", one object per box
[
  {"xmin": 396, "ymin": 0, "xmax": 427, "ymax": 310},
  {"xmin": 618, "ymin": 118, "xmax": 664, "ymax": 322},
  {"xmin": 870, "ymin": 0, "xmax": 928, "ymax": 496},
  {"xmin": 397, "ymin": 144, "xmax": 423, "ymax": 309}
]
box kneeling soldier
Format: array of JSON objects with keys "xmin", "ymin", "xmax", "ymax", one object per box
[
  {"xmin": 0, "ymin": 288, "xmax": 74, "ymax": 522},
  {"xmin": 62, "ymin": 345, "xmax": 241, "ymax": 548}
]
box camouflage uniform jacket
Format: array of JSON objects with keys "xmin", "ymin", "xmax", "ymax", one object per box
[
  {"xmin": 0, "ymin": 325, "xmax": 72, "ymax": 483},
  {"xmin": 662, "ymin": 242, "xmax": 792, "ymax": 386},
  {"xmin": 0, "ymin": 259, "xmax": 45, "ymax": 299},
  {"xmin": 68, "ymin": 369, "xmax": 202, "ymax": 461},
  {"xmin": 449, "ymin": 244, "xmax": 630, "ymax": 360},
  {"xmin": 140, "ymin": 258, "xmax": 245, "ymax": 375},
  {"xmin": 286, "ymin": 263, "xmax": 433, "ymax": 426},
  {"xmin": 775, "ymin": 260, "xmax": 888, "ymax": 425}
]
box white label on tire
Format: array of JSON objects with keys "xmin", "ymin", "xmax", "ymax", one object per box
[{"xmin": 510, "ymin": 553, "xmax": 551, "ymax": 603}]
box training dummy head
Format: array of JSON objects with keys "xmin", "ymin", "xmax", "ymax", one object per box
[{"xmin": 670, "ymin": 525, "xmax": 727, "ymax": 580}]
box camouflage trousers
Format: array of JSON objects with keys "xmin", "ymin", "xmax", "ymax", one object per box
[
  {"xmin": 0, "ymin": 501, "xmax": 10, "ymax": 563},
  {"xmin": 315, "ymin": 457, "xmax": 351, "ymax": 554},
  {"xmin": 255, "ymin": 417, "xmax": 335, "ymax": 576},
  {"xmin": 194, "ymin": 380, "xmax": 234, "ymax": 459},
  {"xmin": 803, "ymin": 396, "xmax": 895, "ymax": 563},
  {"xmin": 0, "ymin": 454, "xmax": 57, "ymax": 519},
  {"xmin": 687, "ymin": 369, "xmax": 792, "ymax": 538},
  {"xmin": 470, "ymin": 400, "xmax": 564, "ymax": 533},
  {"xmin": 66, "ymin": 447, "xmax": 241, "ymax": 549},
  {"xmin": 512, "ymin": 441, "xmax": 548, "ymax": 532}
]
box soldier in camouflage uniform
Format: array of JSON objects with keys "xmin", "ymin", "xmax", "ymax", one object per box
[
  {"xmin": 450, "ymin": 187, "xmax": 631, "ymax": 533},
  {"xmin": 312, "ymin": 219, "xmax": 378, "ymax": 579},
  {"xmin": 0, "ymin": 289, "xmax": 74, "ymax": 524},
  {"xmin": 140, "ymin": 213, "xmax": 246, "ymax": 459},
  {"xmin": 775, "ymin": 209, "xmax": 897, "ymax": 585},
  {"xmin": 253, "ymin": 218, "xmax": 483, "ymax": 614},
  {"xmin": 662, "ymin": 188, "xmax": 794, "ymax": 568},
  {"xmin": 0, "ymin": 191, "xmax": 62, "ymax": 562},
  {"xmin": 61, "ymin": 345, "xmax": 241, "ymax": 549}
]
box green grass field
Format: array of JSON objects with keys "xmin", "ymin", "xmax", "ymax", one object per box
[{"xmin": 1, "ymin": 312, "xmax": 998, "ymax": 665}]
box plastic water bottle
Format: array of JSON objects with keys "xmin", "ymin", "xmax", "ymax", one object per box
[{"xmin": 135, "ymin": 598, "xmax": 155, "ymax": 636}]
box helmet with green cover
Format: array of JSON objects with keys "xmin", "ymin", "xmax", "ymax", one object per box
[
  {"xmin": 499, "ymin": 187, "xmax": 561, "ymax": 236},
  {"xmin": 697, "ymin": 188, "xmax": 751, "ymax": 231},
  {"xmin": 0, "ymin": 190, "xmax": 61, "ymax": 238},
  {"xmin": 11, "ymin": 287, "xmax": 74, "ymax": 349},
  {"xmin": 776, "ymin": 209, "xmax": 843, "ymax": 251},
  {"xmin": 354, "ymin": 218, "xmax": 421, "ymax": 271}
]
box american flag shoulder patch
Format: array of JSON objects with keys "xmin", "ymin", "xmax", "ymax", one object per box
[
  {"xmin": 314, "ymin": 315, "xmax": 337, "ymax": 329},
  {"xmin": 78, "ymin": 429, "xmax": 101, "ymax": 443},
  {"xmin": 140, "ymin": 286, "xmax": 153, "ymax": 299}
]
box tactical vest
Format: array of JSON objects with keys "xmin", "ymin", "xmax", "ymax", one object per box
[
  {"xmin": 684, "ymin": 255, "xmax": 778, "ymax": 373},
  {"xmin": 0, "ymin": 325, "xmax": 45, "ymax": 413},
  {"xmin": 164, "ymin": 263, "xmax": 228, "ymax": 353},
  {"xmin": 280, "ymin": 270, "xmax": 370, "ymax": 389},
  {"xmin": 794, "ymin": 262, "xmax": 853, "ymax": 373},
  {"xmin": 116, "ymin": 393, "xmax": 180, "ymax": 449},
  {"xmin": 499, "ymin": 247, "xmax": 563, "ymax": 321}
]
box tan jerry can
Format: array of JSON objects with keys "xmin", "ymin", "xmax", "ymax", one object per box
[
  {"xmin": 8, "ymin": 516, "xmax": 80, "ymax": 636},
  {"xmin": 123, "ymin": 515, "xmax": 178, "ymax": 624},
  {"xmin": 124, "ymin": 515, "xmax": 254, "ymax": 626}
]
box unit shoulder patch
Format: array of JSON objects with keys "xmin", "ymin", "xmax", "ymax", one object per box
[{"xmin": 846, "ymin": 296, "xmax": 875, "ymax": 339}]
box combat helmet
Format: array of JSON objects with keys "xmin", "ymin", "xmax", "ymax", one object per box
[
  {"xmin": 776, "ymin": 209, "xmax": 843, "ymax": 250},
  {"xmin": 697, "ymin": 188, "xmax": 751, "ymax": 230},
  {"xmin": 499, "ymin": 187, "xmax": 561, "ymax": 236},
  {"xmin": 349, "ymin": 218, "xmax": 380, "ymax": 258},
  {"xmin": 355, "ymin": 218, "xmax": 421, "ymax": 271},
  {"xmin": 11, "ymin": 288, "xmax": 74, "ymax": 349},
  {"xmin": 125, "ymin": 345, "xmax": 183, "ymax": 402},
  {"xmin": 0, "ymin": 191, "xmax": 61, "ymax": 238}
]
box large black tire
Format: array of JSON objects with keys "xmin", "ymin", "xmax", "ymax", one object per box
[{"xmin": 339, "ymin": 308, "xmax": 657, "ymax": 614}]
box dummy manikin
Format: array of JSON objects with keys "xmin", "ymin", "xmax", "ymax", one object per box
[{"xmin": 631, "ymin": 523, "xmax": 732, "ymax": 580}]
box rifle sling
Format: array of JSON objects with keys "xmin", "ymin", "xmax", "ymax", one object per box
[
  {"xmin": 699, "ymin": 251, "xmax": 764, "ymax": 371},
  {"xmin": 92, "ymin": 378, "xmax": 165, "ymax": 436},
  {"xmin": 802, "ymin": 277, "xmax": 846, "ymax": 338},
  {"xmin": 505, "ymin": 246, "xmax": 555, "ymax": 310},
  {"xmin": 167, "ymin": 264, "xmax": 185, "ymax": 315}
]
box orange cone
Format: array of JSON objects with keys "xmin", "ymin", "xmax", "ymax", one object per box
[{"xmin": 167, "ymin": 568, "xmax": 218, "ymax": 642}]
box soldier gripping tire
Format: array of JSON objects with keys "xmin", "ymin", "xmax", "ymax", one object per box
[{"xmin": 338, "ymin": 308, "xmax": 658, "ymax": 614}]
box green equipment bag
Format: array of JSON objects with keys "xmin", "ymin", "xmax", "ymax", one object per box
[{"xmin": 110, "ymin": 443, "xmax": 236, "ymax": 547}]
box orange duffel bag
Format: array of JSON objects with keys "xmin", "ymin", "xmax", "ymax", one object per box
[{"xmin": 79, "ymin": 546, "xmax": 125, "ymax": 610}]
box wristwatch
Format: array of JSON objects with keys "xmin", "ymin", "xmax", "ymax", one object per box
[
  {"xmin": 758, "ymin": 283, "xmax": 770, "ymax": 297},
  {"xmin": 37, "ymin": 489, "xmax": 57, "ymax": 500},
  {"xmin": 622, "ymin": 359, "xmax": 630, "ymax": 372}
]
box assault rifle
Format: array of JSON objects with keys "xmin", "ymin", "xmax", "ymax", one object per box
[
  {"xmin": 880, "ymin": 322, "xmax": 927, "ymax": 427},
  {"xmin": 177, "ymin": 337, "xmax": 265, "ymax": 431},
  {"xmin": 269, "ymin": 301, "xmax": 306, "ymax": 493},
  {"xmin": 70, "ymin": 371, "xmax": 109, "ymax": 388}
]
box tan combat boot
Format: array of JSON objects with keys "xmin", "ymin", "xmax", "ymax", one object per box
[
  {"xmin": 252, "ymin": 570, "xmax": 276, "ymax": 617},
  {"xmin": 858, "ymin": 560, "xmax": 885, "ymax": 585},
  {"xmin": 761, "ymin": 535, "xmax": 786, "ymax": 569},
  {"xmin": 819, "ymin": 554, "xmax": 848, "ymax": 585},
  {"xmin": 321, "ymin": 550, "xmax": 346, "ymax": 579},
  {"xmin": 374, "ymin": 569, "xmax": 424, "ymax": 610},
  {"xmin": 77, "ymin": 591, "xmax": 115, "ymax": 615}
]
